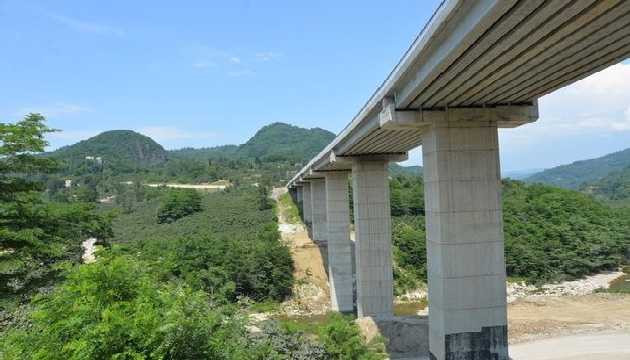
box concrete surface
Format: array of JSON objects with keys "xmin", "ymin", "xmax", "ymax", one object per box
[
  {"xmin": 422, "ymin": 114, "xmax": 508, "ymax": 359},
  {"xmin": 352, "ymin": 160, "xmax": 394, "ymax": 318},
  {"xmin": 310, "ymin": 178, "xmax": 327, "ymax": 242},
  {"xmin": 325, "ymin": 171, "xmax": 354, "ymax": 312}
]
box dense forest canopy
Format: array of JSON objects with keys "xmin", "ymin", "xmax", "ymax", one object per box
[
  {"xmin": 53, "ymin": 130, "xmax": 168, "ymax": 164},
  {"xmin": 238, "ymin": 122, "xmax": 336, "ymax": 160},
  {"xmin": 583, "ymin": 165, "xmax": 630, "ymax": 205},
  {"xmin": 388, "ymin": 174, "xmax": 630, "ymax": 293},
  {"xmin": 525, "ymin": 147, "xmax": 630, "ymax": 189}
]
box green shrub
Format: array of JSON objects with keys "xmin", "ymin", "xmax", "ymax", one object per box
[
  {"xmin": 156, "ymin": 189, "xmax": 202, "ymax": 223},
  {"xmin": 320, "ymin": 314, "xmax": 386, "ymax": 360}
]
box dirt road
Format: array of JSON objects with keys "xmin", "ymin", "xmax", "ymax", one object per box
[
  {"xmin": 276, "ymin": 193, "xmax": 331, "ymax": 316},
  {"xmin": 510, "ymin": 332, "xmax": 630, "ymax": 359},
  {"xmin": 508, "ymin": 293, "xmax": 630, "ymax": 343}
]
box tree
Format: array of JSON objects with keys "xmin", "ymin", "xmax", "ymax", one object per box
[
  {"xmin": 319, "ymin": 314, "xmax": 386, "ymax": 360},
  {"xmin": 156, "ymin": 189, "xmax": 203, "ymax": 223},
  {"xmin": 0, "ymin": 113, "xmax": 60, "ymax": 200},
  {"xmin": 389, "ymin": 178, "xmax": 406, "ymax": 216},
  {"xmin": 0, "ymin": 254, "xmax": 253, "ymax": 359},
  {"xmin": 0, "ymin": 114, "xmax": 113, "ymax": 306}
]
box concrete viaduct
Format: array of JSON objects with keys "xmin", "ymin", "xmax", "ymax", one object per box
[{"xmin": 286, "ymin": 1, "xmax": 630, "ymax": 359}]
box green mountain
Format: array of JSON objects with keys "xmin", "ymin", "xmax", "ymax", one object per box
[
  {"xmin": 585, "ymin": 165, "xmax": 630, "ymax": 205},
  {"xmin": 168, "ymin": 145, "xmax": 239, "ymax": 161},
  {"xmin": 53, "ymin": 130, "xmax": 167, "ymax": 164},
  {"xmin": 525, "ymin": 148, "xmax": 630, "ymax": 189},
  {"xmin": 167, "ymin": 123, "xmax": 336, "ymax": 163},
  {"xmin": 237, "ymin": 122, "xmax": 336, "ymax": 160},
  {"xmin": 390, "ymin": 163, "xmax": 423, "ymax": 176}
]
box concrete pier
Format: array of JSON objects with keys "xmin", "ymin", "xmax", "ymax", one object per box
[
  {"xmin": 422, "ymin": 109, "xmax": 509, "ymax": 360},
  {"xmin": 301, "ymin": 182, "xmax": 312, "ymax": 228},
  {"xmin": 325, "ymin": 171, "xmax": 354, "ymax": 312},
  {"xmin": 352, "ymin": 160, "xmax": 394, "ymax": 318},
  {"xmin": 296, "ymin": 186, "xmax": 303, "ymax": 203},
  {"xmin": 311, "ymin": 178, "xmax": 328, "ymax": 242}
]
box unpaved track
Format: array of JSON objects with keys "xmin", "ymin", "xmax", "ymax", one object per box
[
  {"xmin": 508, "ymin": 293, "xmax": 630, "ymax": 358},
  {"xmin": 276, "ymin": 191, "xmax": 331, "ymax": 315},
  {"xmin": 508, "ymin": 293, "xmax": 630, "ymax": 344},
  {"xmin": 510, "ymin": 332, "xmax": 630, "ymax": 359}
]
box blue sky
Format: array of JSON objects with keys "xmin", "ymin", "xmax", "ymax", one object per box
[{"xmin": 2, "ymin": 1, "xmax": 629, "ymax": 172}]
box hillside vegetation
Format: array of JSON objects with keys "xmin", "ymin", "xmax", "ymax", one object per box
[
  {"xmin": 53, "ymin": 130, "xmax": 167, "ymax": 164},
  {"xmin": 2, "ymin": 115, "xmax": 386, "ymax": 359},
  {"xmin": 238, "ymin": 122, "xmax": 336, "ymax": 160},
  {"xmin": 584, "ymin": 165, "xmax": 630, "ymax": 206},
  {"xmin": 525, "ymin": 148, "xmax": 630, "ymax": 189},
  {"xmin": 388, "ymin": 174, "xmax": 630, "ymax": 294},
  {"xmin": 44, "ymin": 122, "xmax": 338, "ymax": 199}
]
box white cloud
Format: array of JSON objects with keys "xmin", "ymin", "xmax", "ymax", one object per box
[
  {"xmin": 185, "ymin": 44, "xmax": 227, "ymax": 58},
  {"xmin": 184, "ymin": 44, "xmax": 228, "ymax": 69},
  {"xmin": 16, "ymin": 102, "xmax": 93, "ymax": 117},
  {"xmin": 500, "ymin": 63, "xmax": 630, "ymax": 146},
  {"xmin": 612, "ymin": 107, "xmax": 630, "ymax": 131},
  {"xmin": 138, "ymin": 126, "xmax": 218, "ymax": 142},
  {"xmin": 194, "ymin": 60, "xmax": 218, "ymax": 69},
  {"xmin": 185, "ymin": 46, "xmax": 283, "ymax": 69},
  {"xmin": 227, "ymin": 70, "xmax": 254, "ymax": 77},
  {"xmin": 538, "ymin": 63, "xmax": 630, "ymax": 132},
  {"xmin": 33, "ymin": 6, "xmax": 124, "ymax": 37},
  {"xmin": 255, "ymin": 51, "xmax": 283, "ymax": 61}
]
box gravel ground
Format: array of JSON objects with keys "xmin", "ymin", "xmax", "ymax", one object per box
[{"xmin": 510, "ymin": 331, "xmax": 630, "ymax": 360}]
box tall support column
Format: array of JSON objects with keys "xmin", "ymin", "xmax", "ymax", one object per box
[
  {"xmin": 352, "ymin": 160, "xmax": 393, "ymax": 318},
  {"xmin": 296, "ymin": 186, "xmax": 303, "ymax": 203},
  {"xmin": 325, "ymin": 171, "xmax": 354, "ymax": 313},
  {"xmin": 422, "ymin": 110, "xmax": 509, "ymax": 360},
  {"xmin": 288, "ymin": 187, "xmax": 298, "ymax": 203},
  {"xmin": 302, "ymin": 182, "xmax": 312, "ymax": 227},
  {"xmin": 311, "ymin": 178, "xmax": 328, "ymax": 242}
]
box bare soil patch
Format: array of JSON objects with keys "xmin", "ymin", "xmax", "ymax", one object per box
[
  {"xmin": 276, "ymin": 194, "xmax": 331, "ymax": 316},
  {"xmin": 508, "ymin": 293, "xmax": 630, "ymax": 343}
]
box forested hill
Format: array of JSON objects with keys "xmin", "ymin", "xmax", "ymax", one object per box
[
  {"xmin": 168, "ymin": 144, "xmax": 239, "ymax": 161},
  {"xmin": 169, "ymin": 123, "xmax": 335, "ymax": 162},
  {"xmin": 586, "ymin": 165, "xmax": 630, "ymax": 204},
  {"xmin": 525, "ymin": 147, "xmax": 630, "ymax": 189},
  {"xmin": 238, "ymin": 122, "xmax": 335, "ymax": 160},
  {"xmin": 52, "ymin": 130, "xmax": 167, "ymax": 164}
]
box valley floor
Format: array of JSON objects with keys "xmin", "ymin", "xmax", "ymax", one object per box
[
  {"xmin": 508, "ymin": 292, "xmax": 630, "ymax": 343},
  {"xmin": 274, "ymin": 189, "xmax": 630, "ymax": 358}
]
